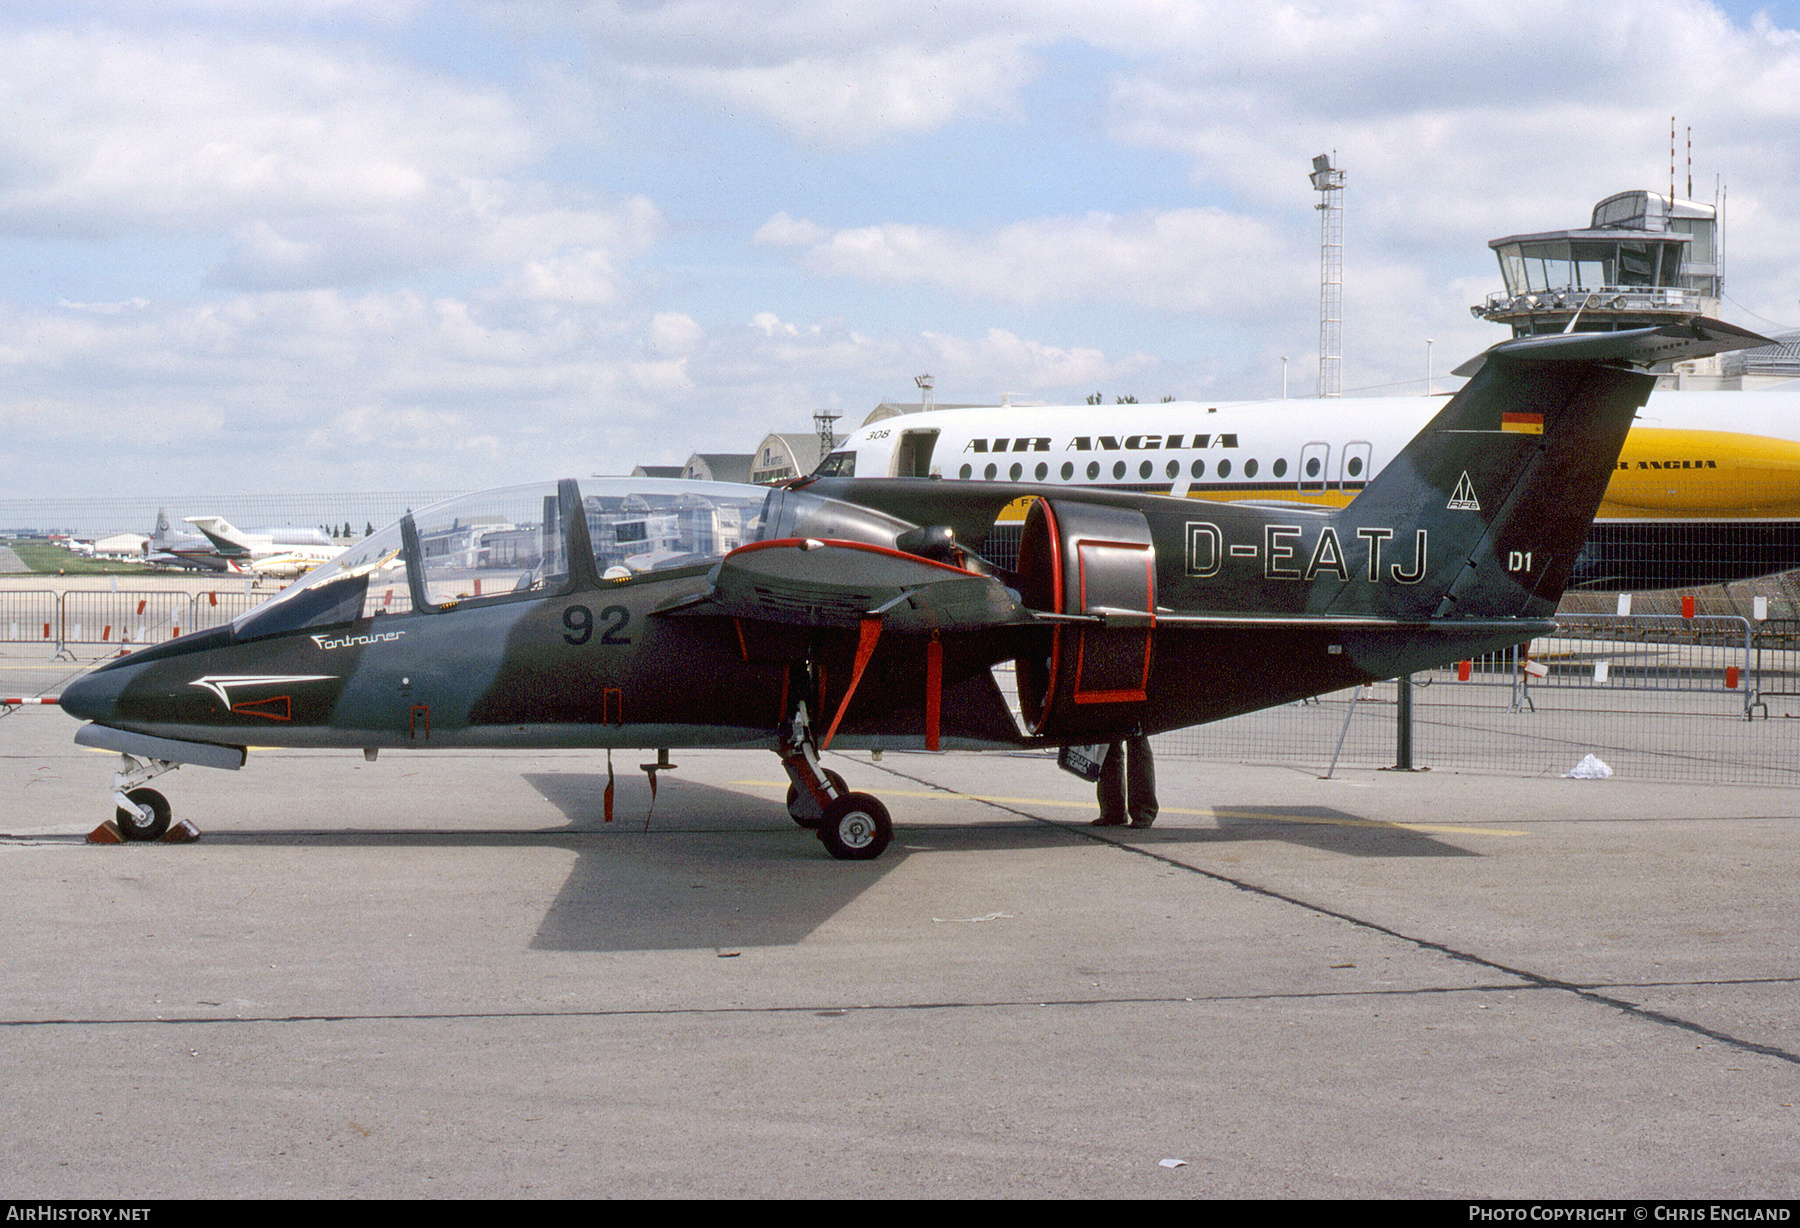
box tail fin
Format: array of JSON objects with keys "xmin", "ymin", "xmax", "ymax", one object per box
[
  {"xmin": 1333, "ymin": 320, "xmax": 1768, "ymax": 619},
  {"xmin": 184, "ymin": 516, "xmax": 253, "ymax": 557}
]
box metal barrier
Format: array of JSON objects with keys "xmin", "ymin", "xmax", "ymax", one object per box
[
  {"xmin": 1161, "ymin": 614, "xmax": 1785, "ymax": 782},
  {"xmin": 1414, "ymin": 646, "xmax": 1527, "ymax": 708},
  {"xmin": 1527, "ymin": 614, "xmax": 1755, "ymax": 716},
  {"xmin": 1750, "ymin": 618, "xmax": 1800, "ymax": 707},
  {"xmin": 183, "ymin": 589, "xmax": 262, "ymax": 633},
  {"xmin": 0, "ymin": 588, "xmax": 269, "ymax": 653},
  {"xmin": 58, "ymin": 591, "xmax": 194, "ymax": 648},
  {"xmin": 0, "ymin": 590, "xmax": 59, "ymax": 645}
]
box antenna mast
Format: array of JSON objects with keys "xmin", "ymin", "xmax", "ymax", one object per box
[
  {"xmin": 1309, "ymin": 153, "xmax": 1345, "ymax": 398},
  {"xmin": 813, "ymin": 408, "xmax": 840, "ymax": 460},
  {"xmin": 1670, "ymin": 117, "xmax": 1676, "ymax": 201}
]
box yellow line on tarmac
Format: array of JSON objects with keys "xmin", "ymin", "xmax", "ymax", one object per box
[{"xmin": 731, "ymin": 781, "xmax": 1525, "ymax": 837}]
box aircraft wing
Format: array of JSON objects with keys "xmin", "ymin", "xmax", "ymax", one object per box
[
  {"xmin": 146, "ymin": 550, "xmax": 228, "ymax": 573},
  {"xmin": 246, "ymin": 553, "xmax": 321, "ymax": 578},
  {"xmin": 676, "ymin": 537, "xmax": 1028, "ymax": 633}
]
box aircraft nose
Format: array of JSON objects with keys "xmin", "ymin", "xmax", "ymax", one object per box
[{"xmin": 58, "ymin": 664, "xmax": 131, "ymax": 723}]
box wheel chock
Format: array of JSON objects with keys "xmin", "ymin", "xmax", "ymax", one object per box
[{"xmin": 85, "ymin": 818, "xmax": 201, "ymax": 844}]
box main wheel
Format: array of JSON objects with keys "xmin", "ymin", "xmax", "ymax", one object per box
[
  {"xmin": 115, "ymin": 788, "xmax": 171, "ymax": 842},
  {"xmin": 817, "ymin": 792, "xmax": 892, "ymax": 861},
  {"xmin": 785, "ymin": 769, "xmax": 847, "ymax": 829}
]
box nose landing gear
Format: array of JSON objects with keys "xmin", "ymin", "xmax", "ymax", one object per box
[
  {"xmin": 115, "ymin": 787, "xmax": 172, "ymax": 841},
  {"xmin": 99, "ymin": 753, "xmax": 191, "ymax": 843}
]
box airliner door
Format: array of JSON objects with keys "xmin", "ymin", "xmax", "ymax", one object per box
[{"xmin": 895, "ymin": 429, "xmax": 940, "ymax": 477}]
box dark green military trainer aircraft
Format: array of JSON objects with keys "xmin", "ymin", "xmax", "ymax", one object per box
[{"xmin": 60, "ymin": 320, "xmax": 1764, "ymax": 859}]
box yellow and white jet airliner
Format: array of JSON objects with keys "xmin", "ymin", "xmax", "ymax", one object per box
[{"xmin": 817, "ymin": 387, "xmax": 1800, "ymax": 589}]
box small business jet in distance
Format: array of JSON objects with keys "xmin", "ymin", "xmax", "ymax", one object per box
[
  {"xmin": 184, "ymin": 516, "xmax": 344, "ymax": 573},
  {"xmin": 59, "ymin": 321, "xmax": 1762, "ymax": 860},
  {"xmin": 818, "ymin": 383, "xmax": 1800, "ymax": 590},
  {"xmin": 144, "ymin": 510, "xmax": 338, "ymax": 573}
]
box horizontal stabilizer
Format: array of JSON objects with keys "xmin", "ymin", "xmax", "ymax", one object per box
[{"xmin": 1452, "ymin": 319, "xmax": 1771, "ymax": 378}]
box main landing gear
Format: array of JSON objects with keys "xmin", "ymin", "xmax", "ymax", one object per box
[{"xmin": 777, "ymin": 701, "xmax": 893, "ymax": 861}]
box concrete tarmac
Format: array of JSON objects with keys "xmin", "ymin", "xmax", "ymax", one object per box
[{"xmin": 3, "ymin": 647, "xmax": 1798, "ymax": 1198}]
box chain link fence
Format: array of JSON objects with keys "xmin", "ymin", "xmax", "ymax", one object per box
[{"xmin": 1158, "ymin": 614, "xmax": 1800, "ymax": 785}]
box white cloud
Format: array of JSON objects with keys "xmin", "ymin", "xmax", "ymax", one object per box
[
  {"xmin": 923, "ymin": 327, "xmax": 1142, "ymax": 392},
  {"xmin": 647, "ymin": 312, "xmax": 704, "ymax": 354},
  {"xmin": 0, "ymin": 27, "xmax": 531, "ymax": 237},
  {"xmin": 2, "ymin": 286, "xmax": 1155, "ymax": 491},
  {"xmin": 646, "ymin": 36, "xmax": 1036, "ymax": 147},
  {"xmin": 629, "ymin": 358, "xmax": 693, "ymax": 392},
  {"xmin": 0, "ymin": 22, "xmax": 675, "ymax": 310},
  {"xmin": 1102, "ymin": 1, "xmax": 1800, "ymax": 224},
  {"xmin": 753, "ymin": 212, "xmax": 830, "ymax": 248},
  {"xmin": 757, "ymin": 208, "xmax": 1304, "ymax": 317},
  {"xmin": 498, "ymin": 1, "xmax": 1048, "ymax": 145}
]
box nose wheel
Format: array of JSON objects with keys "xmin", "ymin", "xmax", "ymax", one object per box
[
  {"xmin": 102, "ymin": 752, "xmax": 187, "ymax": 843},
  {"xmin": 115, "ymin": 788, "xmax": 171, "ymax": 841}
]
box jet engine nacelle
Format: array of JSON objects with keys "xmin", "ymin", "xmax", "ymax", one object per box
[{"xmin": 1013, "ymin": 497, "xmax": 1156, "ymax": 740}]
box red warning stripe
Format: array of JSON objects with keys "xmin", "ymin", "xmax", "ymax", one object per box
[
  {"xmin": 820, "ymin": 617, "xmax": 882, "ymax": 750},
  {"xmin": 925, "ymin": 632, "xmax": 942, "ymax": 752}
]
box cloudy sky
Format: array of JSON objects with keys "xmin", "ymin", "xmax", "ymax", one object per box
[{"xmin": 3, "ymin": 0, "xmax": 1799, "ymax": 497}]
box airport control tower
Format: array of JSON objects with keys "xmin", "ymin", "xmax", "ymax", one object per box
[{"xmin": 1473, "ymin": 190, "xmax": 1720, "ymax": 338}]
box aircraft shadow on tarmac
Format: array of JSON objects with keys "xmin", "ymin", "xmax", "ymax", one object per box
[
  {"xmin": 182, "ymin": 777, "xmax": 1479, "ymax": 954},
  {"xmin": 521, "ymin": 771, "xmax": 906, "ymax": 951},
  {"xmin": 518, "ymin": 776, "xmax": 1481, "ymax": 951},
  {"xmin": 176, "ymin": 772, "xmax": 884, "ymax": 952}
]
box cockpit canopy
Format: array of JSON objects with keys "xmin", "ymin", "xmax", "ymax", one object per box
[{"xmin": 230, "ymin": 477, "xmax": 919, "ymax": 641}]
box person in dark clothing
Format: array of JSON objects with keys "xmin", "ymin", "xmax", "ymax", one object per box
[{"xmin": 1092, "ymin": 733, "xmax": 1157, "ymax": 828}]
